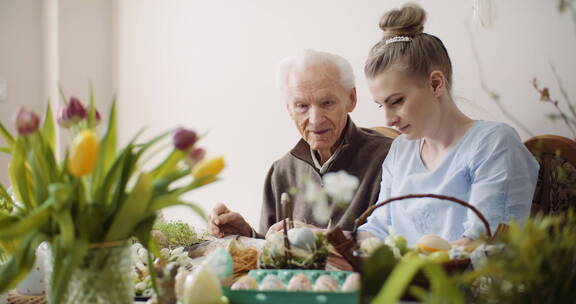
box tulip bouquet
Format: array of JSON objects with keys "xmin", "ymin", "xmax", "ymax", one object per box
[{"xmin": 0, "ymin": 91, "xmax": 224, "ymax": 303}]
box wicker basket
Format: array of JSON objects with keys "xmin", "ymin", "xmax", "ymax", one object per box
[
  {"xmin": 352, "ymin": 193, "xmax": 493, "ymax": 273},
  {"xmin": 6, "ymin": 291, "xmax": 47, "ymax": 304}
]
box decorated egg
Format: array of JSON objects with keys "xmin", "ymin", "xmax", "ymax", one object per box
[
  {"xmin": 287, "ymin": 273, "xmax": 312, "ymax": 291},
  {"xmin": 417, "ymin": 234, "xmax": 451, "ymax": 253},
  {"xmin": 183, "ymin": 267, "xmax": 224, "ymax": 304},
  {"xmin": 313, "ymin": 275, "xmax": 339, "ymax": 292},
  {"xmin": 341, "ymin": 272, "xmax": 361, "ymax": 292},
  {"xmin": 230, "ymin": 275, "xmax": 258, "ymax": 291},
  {"xmin": 288, "ymin": 227, "xmax": 316, "ymax": 251},
  {"xmin": 202, "ymin": 248, "xmax": 233, "ymax": 283},
  {"xmin": 259, "ymin": 274, "xmax": 285, "ymax": 291}
]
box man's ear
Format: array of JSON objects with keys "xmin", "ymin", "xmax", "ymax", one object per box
[
  {"xmin": 429, "ymin": 70, "xmax": 446, "ymax": 97},
  {"xmin": 347, "ymin": 88, "xmax": 357, "ymax": 112}
]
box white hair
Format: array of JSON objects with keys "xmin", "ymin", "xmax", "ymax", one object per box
[{"xmin": 276, "ymin": 49, "xmax": 355, "ymax": 102}]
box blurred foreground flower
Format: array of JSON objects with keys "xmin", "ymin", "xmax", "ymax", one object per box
[
  {"xmin": 68, "ymin": 130, "xmax": 99, "ymax": 177},
  {"xmin": 304, "ymin": 170, "xmax": 359, "ymax": 225},
  {"xmin": 192, "ymin": 156, "xmax": 225, "ymax": 185},
  {"xmin": 0, "ymin": 89, "xmax": 224, "ymax": 303},
  {"xmin": 15, "ymin": 108, "xmax": 40, "ymax": 135}
]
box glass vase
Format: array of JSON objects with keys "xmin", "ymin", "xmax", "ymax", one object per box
[{"xmin": 58, "ymin": 241, "xmax": 133, "ymax": 304}]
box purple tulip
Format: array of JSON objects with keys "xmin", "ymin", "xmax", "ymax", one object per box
[
  {"xmin": 67, "ymin": 97, "xmax": 87, "ymax": 123},
  {"xmin": 187, "ymin": 147, "xmax": 206, "ymax": 164},
  {"xmin": 15, "ymin": 107, "xmax": 40, "ymax": 135},
  {"xmin": 173, "ymin": 128, "xmax": 197, "ymax": 151}
]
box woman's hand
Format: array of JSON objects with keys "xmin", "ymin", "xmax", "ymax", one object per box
[{"xmin": 450, "ymin": 237, "xmax": 473, "ymax": 246}]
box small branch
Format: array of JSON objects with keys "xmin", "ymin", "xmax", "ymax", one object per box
[
  {"xmin": 549, "ymin": 61, "xmax": 576, "ymax": 119},
  {"xmin": 465, "ymin": 23, "xmax": 534, "ymax": 137}
]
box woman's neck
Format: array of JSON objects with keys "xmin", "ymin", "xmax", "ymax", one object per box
[{"xmin": 423, "ymin": 100, "xmax": 474, "ymax": 152}]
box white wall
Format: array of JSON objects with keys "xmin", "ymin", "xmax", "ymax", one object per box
[
  {"xmin": 1, "ymin": 0, "xmax": 575, "ymax": 232},
  {"xmin": 0, "ymin": 0, "xmax": 114, "ymax": 186},
  {"xmin": 0, "ymin": 0, "xmax": 44, "ymax": 186},
  {"xmin": 116, "ymin": 0, "xmax": 576, "ymax": 230}
]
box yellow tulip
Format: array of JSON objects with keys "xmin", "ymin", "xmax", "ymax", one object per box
[
  {"xmin": 69, "ymin": 129, "xmax": 99, "ymax": 177},
  {"xmin": 191, "ymin": 156, "xmax": 225, "ymax": 185}
]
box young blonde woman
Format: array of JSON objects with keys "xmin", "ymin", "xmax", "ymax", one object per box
[{"xmin": 358, "ymin": 3, "xmax": 539, "ymax": 246}]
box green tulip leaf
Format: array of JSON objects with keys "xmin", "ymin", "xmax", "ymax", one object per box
[
  {"xmin": 0, "ymin": 203, "xmax": 51, "ymax": 240},
  {"xmin": 93, "ymin": 99, "xmax": 117, "ymax": 196},
  {"xmin": 0, "ymin": 232, "xmax": 48, "ymax": 294},
  {"xmin": 372, "ymin": 255, "xmax": 429, "ymax": 304},
  {"xmin": 105, "ymin": 172, "xmax": 153, "ymax": 241},
  {"xmin": 41, "ymin": 102, "xmax": 56, "ymax": 152},
  {"xmin": 0, "ymin": 121, "xmax": 14, "ymax": 148}
]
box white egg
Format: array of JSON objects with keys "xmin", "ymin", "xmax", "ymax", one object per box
[
  {"xmin": 230, "ymin": 275, "xmax": 258, "ymax": 291},
  {"xmin": 287, "ymin": 274, "xmax": 312, "ymax": 291},
  {"xmin": 313, "ymin": 275, "xmax": 339, "ymax": 292},
  {"xmin": 287, "ymin": 228, "xmax": 316, "ymax": 251},
  {"xmin": 182, "ymin": 267, "xmax": 223, "ymax": 304},
  {"xmin": 259, "ymin": 275, "xmax": 285, "ymax": 291},
  {"xmin": 341, "ymin": 272, "xmax": 361, "ymax": 292}
]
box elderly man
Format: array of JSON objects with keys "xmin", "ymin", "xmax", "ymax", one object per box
[{"xmin": 210, "ymin": 49, "xmax": 392, "ymax": 238}]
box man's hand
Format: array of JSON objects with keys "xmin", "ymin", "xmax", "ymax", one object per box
[
  {"xmin": 209, "ymin": 203, "xmax": 252, "ymax": 238},
  {"xmin": 265, "ymin": 220, "xmax": 319, "ymax": 240}
]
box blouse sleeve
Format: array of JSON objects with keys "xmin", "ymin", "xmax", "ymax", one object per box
[
  {"xmin": 358, "ymin": 138, "xmax": 397, "ymax": 239},
  {"xmin": 463, "ymin": 125, "xmax": 539, "ymax": 239}
]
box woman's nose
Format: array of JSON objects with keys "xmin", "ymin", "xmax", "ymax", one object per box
[{"xmin": 385, "ymin": 110, "xmax": 399, "ymax": 127}]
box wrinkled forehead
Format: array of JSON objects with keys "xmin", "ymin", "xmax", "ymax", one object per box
[{"xmin": 286, "ymin": 65, "xmax": 345, "ymax": 100}]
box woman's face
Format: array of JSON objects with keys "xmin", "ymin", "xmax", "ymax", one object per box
[{"xmin": 367, "ymin": 69, "xmax": 439, "ymax": 140}]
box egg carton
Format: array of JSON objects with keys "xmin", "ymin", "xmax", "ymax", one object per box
[{"xmin": 223, "ymin": 269, "xmax": 359, "ymax": 304}]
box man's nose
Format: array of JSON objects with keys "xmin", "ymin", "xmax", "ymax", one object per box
[{"xmin": 309, "ymin": 106, "xmax": 326, "ymax": 126}]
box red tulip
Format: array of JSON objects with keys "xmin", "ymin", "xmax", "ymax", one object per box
[
  {"xmin": 187, "ymin": 147, "xmax": 206, "ymax": 164},
  {"xmin": 67, "ymin": 97, "xmax": 87, "ymax": 123},
  {"xmin": 57, "ymin": 107, "xmax": 72, "ymax": 128},
  {"xmin": 15, "ymin": 107, "xmax": 40, "ymax": 135},
  {"xmin": 173, "ymin": 128, "xmax": 197, "ymax": 151}
]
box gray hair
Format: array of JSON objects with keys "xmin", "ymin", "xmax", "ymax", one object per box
[{"xmin": 276, "ymin": 49, "xmax": 355, "ymax": 101}]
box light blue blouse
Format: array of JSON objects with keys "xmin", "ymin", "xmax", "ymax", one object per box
[{"xmin": 359, "ymin": 121, "xmax": 539, "ymax": 245}]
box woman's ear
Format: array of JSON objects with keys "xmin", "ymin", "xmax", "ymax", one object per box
[{"xmin": 429, "ymin": 70, "xmax": 446, "ymax": 97}]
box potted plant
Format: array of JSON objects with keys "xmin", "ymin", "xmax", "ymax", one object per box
[{"xmin": 0, "ymin": 90, "xmax": 224, "ymax": 303}]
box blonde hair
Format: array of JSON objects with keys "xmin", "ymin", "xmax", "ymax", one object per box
[
  {"xmin": 276, "ymin": 49, "xmax": 355, "ymax": 102},
  {"xmin": 364, "ymin": 3, "xmax": 453, "ymax": 90}
]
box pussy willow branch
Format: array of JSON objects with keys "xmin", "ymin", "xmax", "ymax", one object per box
[
  {"xmin": 465, "ymin": 22, "xmax": 534, "ymax": 137},
  {"xmin": 558, "ymin": 0, "xmax": 576, "ymax": 35},
  {"xmin": 547, "ymin": 98, "xmax": 576, "ymax": 138},
  {"xmin": 549, "ymin": 61, "xmax": 576, "ymax": 122}
]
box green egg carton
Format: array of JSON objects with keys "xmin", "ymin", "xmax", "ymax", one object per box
[{"xmin": 223, "ymin": 269, "xmax": 359, "ymax": 304}]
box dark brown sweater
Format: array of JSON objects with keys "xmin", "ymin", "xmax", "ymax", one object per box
[{"xmin": 258, "ymin": 118, "xmax": 392, "ymax": 235}]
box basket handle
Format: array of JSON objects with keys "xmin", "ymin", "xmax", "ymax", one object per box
[{"xmin": 353, "ymin": 193, "xmax": 492, "ymax": 238}]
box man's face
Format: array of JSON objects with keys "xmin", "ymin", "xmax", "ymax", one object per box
[{"xmin": 286, "ymin": 65, "xmax": 356, "ymax": 156}]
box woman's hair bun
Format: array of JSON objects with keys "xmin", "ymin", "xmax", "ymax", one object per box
[{"xmin": 379, "ymin": 3, "xmax": 426, "ymax": 38}]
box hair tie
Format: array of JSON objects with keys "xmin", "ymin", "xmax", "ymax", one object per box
[{"xmin": 385, "ymin": 36, "xmax": 411, "ymax": 45}]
